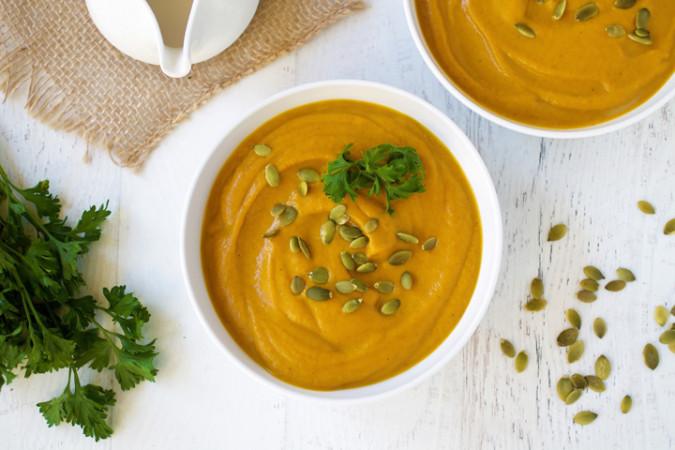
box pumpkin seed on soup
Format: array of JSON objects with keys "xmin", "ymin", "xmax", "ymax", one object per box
[
  {"xmin": 374, "ymin": 281, "xmax": 395, "ymax": 294},
  {"xmin": 580, "ymin": 279, "xmax": 599, "ymax": 292},
  {"xmin": 356, "ymin": 262, "xmax": 377, "ymax": 273},
  {"xmin": 614, "ymin": 0, "xmax": 636, "ymax": 9},
  {"xmin": 531, "ymin": 277, "xmax": 544, "ymax": 299},
  {"xmin": 401, "ymin": 271, "xmax": 413, "ymax": 290},
  {"xmin": 606, "ymin": 24, "xmax": 625, "ymax": 38},
  {"xmin": 422, "ymin": 237, "xmax": 437, "ymax": 251},
  {"xmin": 364, "ymin": 218, "xmax": 379, "ymax": 233},
  {"xmin": 352, "ymin": 253, "xmax": 368, "ymax": 265},
  {"xmin": 576, "ymin": 290, "xmax": 597, "ymax": 303},
  {"xmin": 396, "ymin": 232, "xmax": 419, "ymax": 244},
  {"xmin": 320, "ymin": 220, "xmax": 336, "ymax": 244},
  {"xmin": 265, "ymin": 164, "xmax": 280, "ymax": 187},
  {"xmin": 654, "ymin": 305, "xmax": 669, "ymax": 326},
  {"xmin": 270, "ymin": 203, "xmax": 286, "ymax": 216},
  {"xmin": 635, "ymin": 8, "xmax": 650, "ymax": 29},
  {"xmin": 297, "ymin": 237, "xmax": 311, "ymax": 259},
  {"xmin": 553, "ymin": 0, "xmax": 566, "ymax": 20},
  {"xmin": 621, "ymin": 395, "xmax": 632, "ymax": 414},
  {"xmin": 500, "ymin": 339, "xmax": 516, "ymax": 358},
  {"xmin": 567, "ymin": 309, "xmax": 582, "ymax": 329},
  {"xmin": 340, "ymin": 252, "xmax": 355, "ymax": 271},
  {"xmin": 306, "ymin": 286, "xmax": 332, "ymax": 301},
  {"xmin": 351, "ymin": 278, "xmax": 368, "ymax": 293},
  {"xmin": 643, "ymin": 343, "xmax": 659, "ymax": 370},
  {"xmin": 574, "ymin": 411, "xmax": 597, "ymax": 426},
  {"xmin": 290, "ymin": 276, "xmax": 306, "ymax": 295},
  {"xmin": 278, "ymin": 206, "xmax": 298, "ymax": 227},
  {"xmin": 595, "ymin": 355, "xmax": 611, "ymax": 380},
  {"xmin": 567, "ymin": 341, "xmax": 584, "ymax": 363},
  {"xmin": 308, "ymin": 267, "xmax": 329, "ymax": 284},
  {"xmin": 565, "ymin": 389, "xmax": 582, "ymax": 405},
  {"xmin": 253, "ymin": 144, "xmax": 271, "ymax": 156},
  {"xmin": 349, "ymin": 236, "xmax": 369, "ymax": 249},
  {"xmin": 593, "ymin": 318, "xmax": 607, "ymax": 339},
  {"xmin": 557, "ymin": 328, "xmax": 579, "ymax": 347},
  {"xmin": 262, "ymin": 229, "xmax": 279, "ymax": 238},
  {"xmin": 297, "ymin": 168, "xmax": 320, "ymax": 183},
  {"xmin": 575, "ymin": 3, "xmax": 599, "ymax": 21},
  {"xmin": 335, "ymin": 280, "xmax": 356, "ymax": 294},
  {"xmin": 380, "ymin": 299, "xmax": 401, "ymax": 315},
  {"xmin": 524, "ymin": 299, "xmax": 547, "ymax": 312},
  {"xmin": 583, "ymin": 265, "xmax": 604, "ymax": 281},
  {"xmin": 634, "ymin": 28, "xmax": 650, "ymax": 38},
  {"xmin": 289, "ymin": 236, "xmax": 300, "ymax": 253},
  {"xmin": 605, "ymin": 280, "xmax": 626, "ymax": 292},
  {"xmin": 515, "ymin": 351, "xmax": 528, "ymax": 372},
  {"xmin": 557, "ymin": 377, "xmax": 573, "ymax": 401},
  {"xmin": 515, "ymin": 23, "xmax": 536, "ymax": 38},
  {"xmin": 616, "ymin": 268, "xmax": 635, "ymax": 282},
  {"xmin": 664, "ymin": 218, "xmax": 675, "ymax": 235},
  {"xmin": 637, "ymin": 200, "xmax": 655, "ymax": 214},
  {"xmin": 329, "ymin": 204, "xmax": 347, "ymax": 221},
  {"xmin": 339, "ymin": 225, "xmax": 362, "ymax": 241},
  {"xmin": 628, "ymin": 33, "xmax": 653, "ymax": 45},
  {"xmin": 388, "ymin": 250, "xmax": 412, "ymax": 265},
  {"xmin": 547, "ymin": 224, "xmax": 567, "ymax": 241},
  {"xmin": 298, "ymin": 181, "xmax": 308, "ymax": 196},
  {"xmin": 342, "ymin": 298, "xmax": 362, "ymax": 313}
]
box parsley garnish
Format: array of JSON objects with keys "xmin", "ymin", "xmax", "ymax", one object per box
[
  {"xmin": 322, "ymin": 143, "xmax": 426, "ymax": 214},
  {"xmin": 0, "ymin": 164, "xmax": 157, "ymax": 441}
]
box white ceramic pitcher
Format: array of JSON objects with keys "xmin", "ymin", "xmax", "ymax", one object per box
[{"xmin": 86, "ymin": 0, "xmax": 259, "ymax": 78}]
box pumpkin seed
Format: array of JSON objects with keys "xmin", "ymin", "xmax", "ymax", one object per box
[
  {"xmin": 616, "ymin": 268, "xmax": 635, "ymax": 282},
  {"xmin": 265, "ymin": 164, "xmax": 280, "ymax": 187},
  {"xmin": 557, "ymin": 328, "xmax": 579, "ymax": 347},
  {"xmin": 669, "ymin": 342, "xmax": 675, "ymax": 354},
  {"xmin": 339, "ymin": 225, "xmax": 363, "ymax": 241},
  {"xmin": 654, "ymin": 305, "xmax": 669, "ymax": 326},
  {"xmin": 635, "ymin": 8, "xmax": 650, "ymax": 28},
  {"xmin": 396, "ymin": 232, "xmax": 419, "ymax": 244},
  {"xmin": 306, "ymin": 286, "xmax": 332, "ymax": 301},
  {"xmin": 388, "ymin": 250, "xmax": 412, "ymax": 265},
  {"xmin": 627, "ymin": 33, "xmax": 653, "ymax": 45},
  {"xmin": 289, "ymin": 236, "xmax": 300, "ymax": 253},
  {"xmin": 575, "ymin": 3, "xmax": 599, "ymax": 21},
  {"xmin": 374, "ymin": 281, "xmax": 395, "ymax": 294},
  {"xmin": 637, "ymin": 200, "xmax": 655, "ymax": 214},
  {"xmin": 297, "ymin": 237, "xmax": 311, "ymax": 259},
  {"xmin": 586, "ymin": 375, "xmax": 606, "ymax": 393},
  {"xmin": 595, "ymin": 355, "xmax": 611, "ymax": 380},
  {"xmin": 570, "ymin": 373, "xmax": 588, "ymax": 389},
  {"xmin": 565, "ymin": 389, "xmax": 583, "ymax": 405},
  {"xmin": 634, "ymin": 28, "xmax": 650, "ymax": 38},
  {"xmin": 500, "ymin": 339, "xmax": 516, "ymax": 358},
  {"xmin": 422, "ymin": 237, "xmax": 437, "ymax": 251},
  {"xmin": 621, "ymin": 395, "xmax": 632, "ymax": 414},
  {"xmin": 606, "ymin": 24, "xmax": 625, "ymax": 38},
  {"xmin": 349, "ymin": 236, "xmax": 369, "ymax": 249},
  {"xmin": 524, "ymin": 299, "xmax": 547, "ymax": 312},
  {"xmin": 290, "ymin": 276, "xmax": 306, "ymax": 295},
  {"xmin": 356, "ymin": 262, "xmax": 377, "ymax": 273},
  {"xmin": 308, "ymin": 267, "xmax": 329, "ymax": 284},
  {"xmin": 351, "ymin": 278, "xmax": 368, "ymax": 293},
  {"xmin": 557, "ymin": 377, "xmax": 573, "ymax": 401},
  {"xmin": 605, "ymin": 280, "xmax": 626, "ymax": 292},
  {"xmin": 659, "ymin": 330, "xmax": 675, "ymax": 344},
  {"xmin": 253, "ymin": 144, "xmax": 271, "ymax": 156},
  {"xmin": 298, "ymin": 181, "xmax": 308, "ymax": 196},
  {"xmin": 531, "ymin": 278, "xmax": 544, "ymax": 299},
  {"xmin": 329, "ymin": 205, "xmax": 347, "ymax": 221},
  {"xmin": 574, "ymin": 411, "xmax": 597, "ymax": 425},
  {"xmin": 515, "ymin": 351, "xmax": 528, "ymax": 372},
  {"xmin": 342, "ymin": 298, "xmax": 362, "ymax": 313},
  {"xmin": 270, "ymin": 203, "xmax": 287, "ymax": 216},
  {"xmin": 576, "ymin": 290, "xmax": 597, "ymax": 303},
  {"xmin": 664, "ymin": 218, "xmax": 675, "ymax": 235},
  {"xmin": 380, "ymin": 298, "xmax": 401, "ymax": 315},
  {"xmin": 567, "ymin": 309, "xmax": 582, "ymax": 329},
  {"xmin": 320, "ymin": 220, "xmax": 336, "ymax": 244},
  {"xmin": 614, "ymin": 0, "xmax": 636, "ymax": 9},
  {"xmin": 297, "ymin": 168, "xmax": 320, "ymax": 183},
  {"xmin": 584, "ymin": 265, "xmax": 605, "ymax": 281},
  {"xmin": 672, "ymin": 305, "xmax": 675, "ymax": 316},
  {"xmin": 262, "ymin": 229, "xmax": 279, "ymax": 238},
  {"xmin": 401, "ymin": 271, "xmax": 413, "ymax": 290},
  {"xmin": 352, "ymin": 253, "xmax": 368, "ymax": 265},
  {"xmin": 335, "ymin": 280, "xmax": 356, "ymax": 294},
  {"xmin": 278, "ymin": 206, "xmax": 298, "ymax": 227},
  {"xmin": 580, "ymin": 279, "xmax": 599, "ymax": 292},
  {"xmin": 553, "ymin": 0, "xmax": 566, "ymax": 20},
  {"xmin": 364, "ymin": 218, "xmax": 379, "ymax": 233},
  {"xmin": 515, "ymin": 23, "xmax": 536, "ymax": 38},
  {"xmin": 548, "ymin": 224, "xmax": 567, "ymax": 241},
  {"xmin": 340, "ymin": 252, "xmax": 355, "ymax": 271},
  {"xmin": 335, "ymin": 213, "xmax": 350, "ymax": 225},
  {"xmin": 593, "ymin": 318, "xmax": 607, "ymax": 339},
  {"xmin": 643, "ymin": 343, "xmax": 659, "ymax": 370},
  {"xmin": 567, "ymin": 341, "xmax": 584, "ymax": 363}
]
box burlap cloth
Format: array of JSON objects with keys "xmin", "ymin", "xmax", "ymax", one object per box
[{"xmin": 0, "ymin": 0, "xmax": 365, "ymax": 167}]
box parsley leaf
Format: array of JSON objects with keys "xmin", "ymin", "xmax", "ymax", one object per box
[{"xmin": 322, "ymin": 143, "xmax": 425, "ymax": 214}]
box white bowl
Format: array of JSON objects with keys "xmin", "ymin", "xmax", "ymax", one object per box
[
  {"xmin": 180, "ymin": 80, "xmax": 503, "ymax": 401},
  {"xmin": 403, "ymin": 0, "xmax": 675, "ymax": 138}
]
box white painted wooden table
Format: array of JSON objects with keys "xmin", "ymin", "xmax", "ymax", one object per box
[{"xmin": 1, "ymin": 1, "xmax": 674, "ymax": 448}]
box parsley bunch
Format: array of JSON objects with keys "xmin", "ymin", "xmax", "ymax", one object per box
[
  {"xmin": 322, "ymin": 144, "xmax": 426, "ymax": 214},
  {"xmin": 0, "ymin": 164, "xmax": 157, "ymax": 440}
]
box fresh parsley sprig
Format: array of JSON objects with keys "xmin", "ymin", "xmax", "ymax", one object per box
[
  {"xmin": 322, "ymin": 143, "xmax": 426, "ymax": 214},
  {"xmin": 0, "ymin": 164, "xmax": 157, "ymax": 440}
]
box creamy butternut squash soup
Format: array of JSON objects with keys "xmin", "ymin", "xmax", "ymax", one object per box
[
  {"xmin": 415, "ymin": 0, "xmax": 675, "ymax": 128},
  {"xmin": 201, "ymin": 100, "xmax": 481, "ymax": 390}
]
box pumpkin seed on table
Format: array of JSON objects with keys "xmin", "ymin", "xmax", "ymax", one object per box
[
  {"xmin": 570, "ymin": 373, "xmax": 588, "ymax": 389},
  {"xmin": 339, "ymin": 225, "xmax": 362, "ymax": 241},
  {"xmin": 553, "ymin": 0, "xmax": 566, "ymax": 20},
  {"xmin": 637, "ymin": 200, "xmax": 655, "ymax": 214},
  {"xmin": 297, "ymin": 237, "xmax": 311, "ymax": 259},
  {"xmin": 567, "ymin": 341, "xmax": 584, "ymax": 363},
  {"xmin": 380, "ymin": 299, "xmax": 401, "ymax": 315},
  {"xmin": 306, "ymin": 286, "xmax": 333, "ymax": 301},
  {"xmin": 669, "ymin": 342, "xmax": 675, "ymax": 354},
  {"xmin": 298, "ymin": 181, "xmax": 308, "ymax": 196},
  {"xmin": 270, "ymin": 203, "xmax": 286, "ymax": 216},
  {"xmin": 557, "ymin": 377, "xmax": 573, "ymax": 401},
  {"xmin": 515, "ymin": 23, "xmax": 536, "ymax": 38},
  {"xmin": 655, "ymin": 305, "xmax": 669, "ymax": 326},
  {"xmin": 547, "ymin": 224, "xmax": 567, "ymax": 241},
  {"xmin": 606, "ymin": 24, "xmax": 625, "ymax": 38},
  {"xmin": 401, "ymin": 271, "xmax": 413, "ymax": 290},
  {"xmin": 565, "ymin": 389, "xmax": 583, "ymax": 405},
  {"xmin": 605, "ymin": 280, "xmax": 626, "ymax": 292},
  {"xmin": 574, "ymin": 411, "xmax": 597, "ymax": 426},
  {"xmin": 628, "ymin": 33, "xmax": 653, "ymax": 45},
  {"xmin": 329, "ymin": 204, "xmax": 347, "ymax": 221},
  {"xmin": 659, "ymin": 330, "xmax": 675, "ymax": 344},
  {"xmin": 586, "ymin": 375, "xmax": 606, "ymax": 392},
  {"xmin": 595, "ymin": 355, "xmax": 611, "ymax": 380},
  {"xmin": 664, "ymin": 218, "xmax": 675, "ymax": 235},
  {"xmin": 374, "ymin": 281, "xmax": 395, "ymax": 294},
  {"xmin": 635, "ymin": 8, "xmax": 650, "ymax": 29},
  {"xmin": 515, "ymin": 351, "xmax": 528, "ymax": 372},
  {"xmin": 262, "ymin": 229, "xmax": 279, "ymax": 238},
  {"xmin": 253, "ymin": 144, "xmax": 271, "ymax": 156},
  {"xmin": 580, "ymin": 279, "xmax": 599, "ymax": 292},
  {"xmin": 567, "ymin": 309, "xmax": 582, "ymax": 329},
  {"xmin": 278, "ymin": 206, "xmax": 298, "ymax": 227},
  {"xmin": 557, "ymin": 328, "xmax": 579, "ymax": 346},
  {"xmin": 265, "ymin": 164, "xmax": 280, "ymax": 187},
  {"xmin": 575, "ymin": 3, "xmax": 598, "ymax": 21},
  {"xmin": 349, "ymin": 236, "xmax": 369, "ymax": 249},
  {"xmin": 643, "ymin": 343, "xmax": 659, "ymax": 370},
  {"xmin": 621, "ymin": 395, "xmax": 632, "ymax": 414},
  {"xmin": 614, "ymin": 0, "xmax": 636, "ymax": 9},
  {"xmin": 340, "ymin": 252, "xmax": 355, "ymax": 271},
  {"xmin": 500, "ymin": 339, "xmax": 516, "ymax": 358},
  {"xmin": 672, "ymin": 305, "xmax": 675, "ymax": 316},
  {"xmin": 364, "ymin": 218, "xmax": 379, "ymax": 233},
  {"xmin": 289, "ymin": 236, "xmax": 300, "ymax": 253},
  {"xmin": 531, "ymin": 278, "xmax": 544, "ymax": 299},
  {"xmin": 396, "ymin": 232, "xmax": 419, "ymax": 244},
  {"xmin": 584, "ymin": 265, "xmax": 605, "ymax": 281},
  {"xmin": 524, "ymin": 299, "xmax": 547, "ymax": 312},
  {"xmin": 290, "ymin": 276, "xmax": 306, "ymax": 295},
  {"xmin": 352, "ymin": 253, "xmax": 368, "ymax": 265},
  {"xmin": 616, "ymin": 268, "xmax": 635, "ymax": 282},
  {"xmin": 576, "ymin": 290, "xmax": 597, "ymax": 303},
  {"xmin": 308, "ymin": 267, "xmax": 329, "ymax": 284},
  {"xmin": 356, "ymin": 262, "xmax": 377, "ymax": 273},
  {"xmin": 422, "ymin": 237, "xmax": 437, "ymax": 251},
  {"xmin": 297, "ymin": 168, "xmax": 320, "ymax": 183},
  {"xmin": 342, "ymin": 298, "xmax": 362, "ymax": 313},
  {"xmin": 320, "ymin": 220, "xmax": 336, "ymax": 244},
  {"xmin": 335, "ymin": 280, "xmax": 356, "ymax": 294},
  {"xmin": 351, "ymin": 278, "xmax": 368, "ymax": 293},
  {"xmin": 388, "ymin": 250, "xmax": 412, "ymax": 265},
  {"xmin": 593, "ymin": 318, "xmax": 607, "ymax": 339}
]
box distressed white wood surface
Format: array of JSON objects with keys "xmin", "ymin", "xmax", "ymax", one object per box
[{"xmin": 1, "ymin": 1, "xmax": 674, "ymax": 448}]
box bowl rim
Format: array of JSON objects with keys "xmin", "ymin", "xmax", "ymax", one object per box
[
  {"xmin": 402, "ymin": 0, "xmax": 675, "ymax": 138},
  {"xmin": 180, "ymin": 79, "xmax": 503, "ymax": 402}
]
